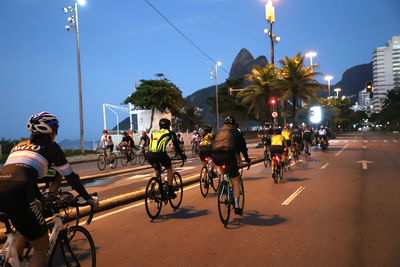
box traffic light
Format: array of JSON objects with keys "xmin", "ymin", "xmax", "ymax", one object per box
[{"xmin": 366, "ymin": 81, "xmax": 372, "ymax": 92}]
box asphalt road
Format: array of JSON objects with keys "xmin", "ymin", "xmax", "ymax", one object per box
[{"xmin": 67, "ymin": 131, "xmax": 400, "ymax": 266}]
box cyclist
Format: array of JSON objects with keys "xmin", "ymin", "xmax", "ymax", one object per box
[
  {"xmin": 270, "ymin": 127, "xmax": 288, "ymax": 179},
  {"xmin": 302, "ymin": 125, "xmax": 313, "ymax": 155},
  {"xmin": 212, "ymin": 116, "xmax": 251, "ymax": 215},
  {"xmin": 261, "ymin": 122, "xmax": 273, "ymax": 159},
  {"xmin": 119, "ymin": 131, "xmax": 135, "ymax": 161},
  {"xmin": 0, "ymin": 111, "xmax": 97, "ymax": 267},
  {"xmin": 97, "ymin": 130, "xmax": 114, "ymax": 167},
  {"xmin": 199, "ymin": 125, "xmax": 216, "ymax": 176},
  {"xmin": 191, "ymin": 130, "xmax": 201, "ymax": 151},
  {"xmin": 292, "ymin": 125, "xmax": 303, "ymax": 155},
  {"xmin": 146, "ymin": 118, "xmax": 186, "ymax": 198},
  {"xmin": 281, "ymin": 124, "xmax": 293, "ymax": 160},
  {"xmin": 318, "ymin": 125, "xmax": 328, "ymax": 148},
  {"xmin": 138, "ymin": 130, "xmax": 150, "ymax": 155}
]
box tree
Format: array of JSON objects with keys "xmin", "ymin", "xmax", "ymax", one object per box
[
  {"xmin": 207, "ymin": 78, "xmax": 252, "ymax": 127},
  {"xmin": 379, "ymin": 90, "xmax": 400, "ymax": 130},
  {"xmin": 123, "ymin": 74, "xmax": 184, "ymax": 132},
  {"xmin": 236, "ymin": 64, "xmax": 278, "ymax": 121},
  {"xmin": 276, "ymin": 53, "xmax": 325, "ymax": 124},
  {"xmin": 176, "ymin": 105, "xmax": 204, "ymax": 132}
]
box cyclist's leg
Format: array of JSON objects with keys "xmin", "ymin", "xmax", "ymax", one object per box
[{"xmin": 28, "ymin": 234, "xmax": 49, "ymax": 267}]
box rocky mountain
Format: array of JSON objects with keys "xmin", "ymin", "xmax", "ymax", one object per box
[{"xmin": 319, "ymin": 62, "xmax": 373, "ymax": 102}]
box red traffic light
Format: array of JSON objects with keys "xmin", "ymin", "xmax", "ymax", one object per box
[{"xmin": 269, "ymin": 98, "xmax": 277, "ymax": 106}]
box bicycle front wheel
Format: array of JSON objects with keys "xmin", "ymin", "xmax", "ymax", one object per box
[
  {"xmin": 145, "ymin": 177, "xmax": 162, "ymax": 220},
  {"xmin": 120, "ymin": 152, "xmax": 128, "ymax": 166},
  {"xmin": 238, "ymin": 178, "xmax": 245, "ymax": 211},
  {"xmin": 169, "ymin": 172, "xmax": 183, "ymax": 209},
  {"xmin": 110, "ymin": 153, "xmax": 118, "ymax": 169},
  {"xmin": 217, "ymin": 180, "xmax": 231, "ymax": 225},
  {"xmin": 48, "ymin": 225, "xmax": 96, "ymax": 267},
  {"xmin": 138, "ymin": 152, "xmax": 146, "ymax": 165},
  {"xmin": 96, "ymin": 154, "xmax": 106, "ymax": 171},
  {"xmin": 199, "ymin": 167, "xmax": 209, "ymax": 197},
  {"xmin": 131, "ymin": 152, "xmax": 137, "ymax": 165}
]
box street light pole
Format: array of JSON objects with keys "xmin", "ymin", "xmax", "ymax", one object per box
[
  {"xmin": 265, "ymin": 0, "xmax": 280, "ymax": 64},
  {"xmin": 324, "ymin": 75, "xmax": 333, "ymax": 98},
  {"xmin": 64, "ymin": 1, "xmax": 85, "ymax": 153},
  {"xmin": 305, "ymin": 51, "xmax": 317, "ymax": 72},
  {"xmin": 334, "ymin": 88, "xmax": 341, "ymax": 98},
  {"xmin": 210, "ymin": 62, "xmax": 222, "ymax": 130}
]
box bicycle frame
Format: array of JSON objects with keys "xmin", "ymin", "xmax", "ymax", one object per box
[{"xmin": 1, "ymin": 214, "xmax": 65, "ymax": 267}]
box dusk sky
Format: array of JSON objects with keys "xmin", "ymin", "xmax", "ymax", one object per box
[{"xmin": 1, "ymin": 0, "xmax": 399, "ymax": 142}]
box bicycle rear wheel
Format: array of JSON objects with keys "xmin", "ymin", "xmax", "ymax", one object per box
[
  {"xmin": 145, "ymin": 177, "xmax": 162, "ymax": 220},
  {"xmin": 96, "ymin": 154, "xmax": 106, "ymax": 171},
  {"xmin": 199, "ymin": 167, "xmax": 209, "ymax": 197},
  {"xmin": 279, "ymin": 162, "xmax": 284, "ymax": 181},
  {"xmin": 263, "ymin": 152, "xmax": 269, "ymax": 167},
  {"xmin": 238, "ymin": 178, "xmax": 245, "ymax": 212},
  {"xmin": 48, "ymin": 225, "xmax": 96, "ymax": 267},
  {"xmin": 169, "ymin": 172, "xmax": 183, "ymax": 209},
  {"xmin": 217, "ymin": 180, "xmax": 231, "ymax": 225}
]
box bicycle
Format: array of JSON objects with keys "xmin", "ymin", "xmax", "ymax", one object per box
[
  {"xmin": 137, "ymin": 145, "xmax": 147, "ymax": 166},
  {"xmin": 271, "ymin": 152, "xmax": 285, "ymax": 184},
  {"xmin": 0, "ymin": 193, "xmax": 97, "ymax": 267},
  {"xmin": 144, "ymin": 158, "xmax": 185, "ymax": 220},
  {"xmin": 293, "ymin": 142, "xmax": 300, "ymax": 163},
  {"xmin": 217, "ymin": 163, "xmax": 250, "ymax": 225},
  {"xmin": 199, "ymin": 157, "xmax": 218, "ymax": 197},
  {"xmin": 97, "ymin": 147, "xmax": 117, "ymax": 170},
  {"xmin": 304, "ymin": 140, "xmax": 311, "ymax": 160},
  {"xmin": 119, "ymin": 145, "xmax": 137, "ymax": 166},
  {"xmin": 191, "ymin": 142, "xmax": 199, "ymax": 157}
]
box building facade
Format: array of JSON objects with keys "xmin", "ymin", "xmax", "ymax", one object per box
[{"xmin": 371, "ymin": 36, "xmax": 400, "ymax": 113}]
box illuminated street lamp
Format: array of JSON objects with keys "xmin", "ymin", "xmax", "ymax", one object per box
[
  {"xmin": 264, "ymin": 0, "xmax": 280, "ymax": 64},
  {"xmin": 324, "ymin": 75, "xmax": 333, "ymax": 98},
  {"xmin": 305, "ymin": 51, "xmax": 317, "ymax": 72},
  {"xmin": 334, "ymin": 88, "xmax": 341, "ymax": 98},
  {"xmin": 210, "ymin": 61, "xmax": 222, "ymax": 130},
  {"xmin": 63, "ymin": 0, "xmax": 86, "ymax": 153}
]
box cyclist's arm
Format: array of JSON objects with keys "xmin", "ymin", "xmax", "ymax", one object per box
[
  {"xmin": 235, "ymin": 129, "xmax": 250, "ymax": 161},
  {"xmin": 171, "ymin": 131, "xmax": 183, "ymax": 156}
]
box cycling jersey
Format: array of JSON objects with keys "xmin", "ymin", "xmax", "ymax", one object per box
[
  {"xmin": 271, "ymin": 135, "xmax": 287, "ymax": 147},
  {"xmin": 122, "ymin": 135, "xmax": 135, "ymax": 148},
  {"xmin": 303, "ymin": 129, "xmax": 313, "ymax": 141},
  {"xmin": 149, "ymin": 129, "xmax": 182, "ymax": 154},
  {"xmin": 281, "ymin": 129, "xmax": 292, "ymax": 141},
  {"xmin": 200, "ymin": 133, "xmax": 213, "ymax": 147},
  {"xmin": 140, "ymin": 135, "xmax": 150, "ymax": 146}
]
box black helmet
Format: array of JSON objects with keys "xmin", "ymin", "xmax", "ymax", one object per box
[
  {"xmin": 204, "ymin": 125, "xmax": 212, "ymax": 133},
  {"xmin": 159, "ymin": 118, "xmax": 171, "ymax": 129},
  {"xmin": 224, "ymin": 116, "xmax": 237, "ymax": 126},
  {"xmin": 273, "ymin": 127, "xmax": 282, "ymax": 135},
  {"xmin": 264, "ymin": 122, "xmax": 270, "ymax": 127},
  {"xmin": 123, "ymin": 131, "xmax": 128, "ymax": 136}
]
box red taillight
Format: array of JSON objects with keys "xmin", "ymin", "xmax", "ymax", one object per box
[
  {"xmin": 204, "ymin": 157, "xmax": 208, "ymax": 161},
  {"xmin": 274, "ymin": 155, "xmax": 279, "ymax": 161},
  {"xmin": 284, "ymin": 147, "xmax": 287, "ymax": 151},
  {"xmin": 222, "ymin": 164, "xmax": 226, "ymax": 169}
]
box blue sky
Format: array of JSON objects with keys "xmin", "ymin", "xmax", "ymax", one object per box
[{"xmin": 1, "ymin": 0, "xmax": 399, "ymax": 141}]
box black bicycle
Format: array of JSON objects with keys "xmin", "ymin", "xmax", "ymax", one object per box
[
  {"xmin": 97, "ymin": 147, "xmax": 117, "ymax": 170},
  {"xmin": 144, "ymin": 158, "xmax": 185, "ymax": 220},
  {"xmin": 119, "ymin": 146, "xmax": 137, "ymax": 166},
  {"xmin": 199, "ymin": 157, "xmax": 218, "ymax": 197}
]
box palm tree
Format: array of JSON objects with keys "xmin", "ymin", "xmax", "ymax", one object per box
[
  {"xmin": 237, "ymin": 64, "xmax": 278, "ymax": 121},
  {"xmin": 277, "ymin": 53, "xmax": 325, "ymax": 124}
]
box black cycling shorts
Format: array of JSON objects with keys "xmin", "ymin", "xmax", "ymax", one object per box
[
  {"xmin": 285, "ymin": 140, "xmax": 292, "ymax": 147},
  {"xmin": 269, "ymin": 145, "xmax": 284, "ymax": 155},
  {"xmin": 293, "ymin": 136, "xmax": 302, "ymax": 144},
  {"xmin": 0, "ymin": 172, "xmax": 47, "ymax": 241},
  {"xmin": 199, "ymin": 146, "xmax": 212, "ymax": 161},
  {"xmin": 106, "ymin": 144, "xmax": 114, "ymax": 151},
  {"xmin": 262, "ymin": 137, "xmax": 271, "ymax": 146},
  {"xmin": 212, "ymin": 151, "xmax": 239, "ymax": 178},
  {"xmin": 146, "ymin": 152, "xmax": 171, "ymax": 170}
]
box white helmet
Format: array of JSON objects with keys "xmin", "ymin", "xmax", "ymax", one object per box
[{"xmin": 27, "ymin": 111, "xmax": 59, "ymax": 134}]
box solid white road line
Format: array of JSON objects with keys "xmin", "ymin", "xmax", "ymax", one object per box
[
  {"xmin": 253, "ymin": 162, "xmax": 266, "ymax": 168},
  {"xmin": 282, "ymin": 186, "xmax": 305, "ymax": 206},
  {"xmin": 127, "ymin": 174, "xmax": 151, "ymax": 180},
  {"xmin": 363, "ymin": 146, "xmax": 367, "ymax": 150},
  {"xmin": 321, "ymin": 163, "xmax": 329, "ymax": 169},
  {"xmin": 394, "ymin": 140, "xmax": 398, "ymax": 143},
  {"xmin": 363, "ymin": 140, "xmax": 368, "ymax": 143},
  {"xmin": 335, "ymin": 144, "xmax": 349, "ymax": 157},
  {"xmin": 373, "ymin": 140, "xmax": 377, "ymax": 142},
  {"xmin": 384, "ymin": 140, "xmax": 388, "ymax": 143},
  {"xmin": 353, "ymin": 140, "xmax": 357, "ymax": 143}
]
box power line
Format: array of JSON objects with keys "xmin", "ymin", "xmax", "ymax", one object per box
[{"xmin": 143, "ymin": 0, "xmax": 230, "ymax": 75}]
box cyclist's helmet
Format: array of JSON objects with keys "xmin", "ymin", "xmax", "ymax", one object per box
[
  {"xmin": 273, "ymin": 127, "xmax": 282, "ymax": 135},
  {"xmin": 142, "ymin": 131, "xmax": 146, "ymax": 135},
  {"xmin": 123, "ymin": 131, "xmax": 128, "ymax": 136},
  {"xmin": 293, "ymin": 125, "xmax": 299, "ymax": 129},
  {"xmin": 264, "ymin": 122, "xmax": 271, "ymax": 128},
  {"xmin": 224, "ymin": 116, "xmax": 237, "ymax": 126},
  {"xmin": 320, "ymin": 125, "xmax": 324, "ymax": 129},
  {"xmin": 284, "ymin": 124, "xmax": 289, "ymax": 129},
  {"xmin": 103, "ymin": 130, "xmax": 108, "ymax": 134},
  {"xmin": 159, "ymin": 118, "xmax": 171, "ymax": 129},
  {"xmin": 305, "ymin": 125, "xmax": 310, "ymax": 129},
  {"xmin": 204, "ymin": 125, "xmax": 212, "ymax": 133},
  {"xmin": 27, "ymin": 111, "xmax": 59, "ymax": 134}
]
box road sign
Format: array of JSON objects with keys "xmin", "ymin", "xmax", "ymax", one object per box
[{"xmin": 272, "ymin": 111, "xmax": 278, "ymax": 118}]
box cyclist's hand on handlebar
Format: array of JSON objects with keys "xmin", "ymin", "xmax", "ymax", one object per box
[
  {"xmin": 88, "ymin": 196, "xmax": 99, "ymax": 208},
  {"xmin": 181, "ymin": 154, "xmax": 187, "ymax": 161}
]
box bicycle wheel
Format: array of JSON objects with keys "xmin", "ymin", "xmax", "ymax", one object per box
[
  {"xmin": 273, "ymin": 162, "xmax": 279, "ymax": 184},
  {"xmin": 120, "ymin": 151, "xmax": 128, "ymax": 166},
  {"xmin": 130, "ymin": 152, "xmax": 137, "ymax": 165},
  {"xmin": 191, "ymin": 146, "xmax": 196, "ymax": 157},
  {"xmin": 169, "ymin": 172, "xmax": 183, "ymax": 209},
  {"xmin": 238, "ymin": 178, "xmax": 245, "ymax": 212},
  {"xmin": 96, "ymin": 154, "xmax": 106, "ymax": 171},
  {"xmin": 48, "ymin": 225, "xmax": 96, "ymax": 267},
  {"xmin": 199, "ymin": 167, "xmax": 209, "ymax": 197},
  {"xmin": 138, "ymin": 152, "xmax": 146, "ymax": 165},
  {"xmin": 110, "ymin": 153, "xmax": 117, "ymax": 169},
  {"xmin": 145, "ymin": 177, "xmax": 162, "ymax": 220},
  {"xmin": 210, "ymin": 170, "xmax": 218, "ymax": 192},
  {"xmin": 263, "ymin": 153, "xmax": 269, "ymax": 167},
  {"xmin": 279, "ymin": 162, "xmax": 284, "ymax": 181},
  {"xmin": 217, "ymin": 180, "xmax": 231, "ymax": 225}
]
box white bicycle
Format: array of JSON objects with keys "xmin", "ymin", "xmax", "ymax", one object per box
[{"xmin": 0, "ymin": 193, "xmax": 97, "ymax": 267}]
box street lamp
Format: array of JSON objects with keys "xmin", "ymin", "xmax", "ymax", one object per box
[
  {"xmin": 324, "ymin": 75, "xmax": 333, "ymax": 98},
  {"xmin": 63, "ymin": 1, "xmax": 85, "ymax": 153},
  {"xmin": 334, "ymin": 88, "xmax": 341, "ymax": 98},
  {"xmin": 305, "ymin": 51, "xmax": 317, "ymax": 72},
  {"xmin": 264, "ymin": 0, "xmax": 280, "ymax": 64},
  {"xmin": 210, "ymin": 61, "xmax": 222, "ymax": 130}
]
